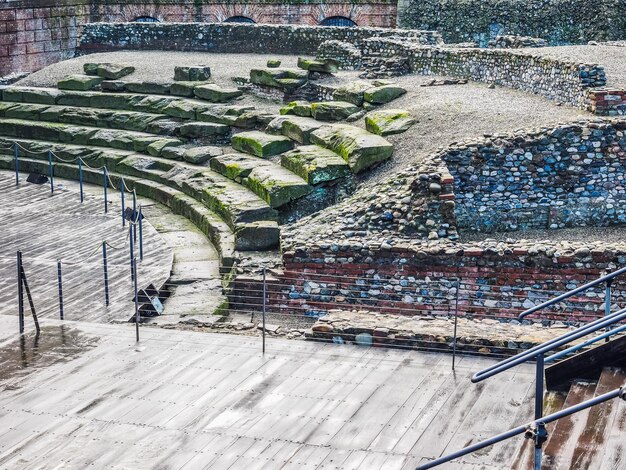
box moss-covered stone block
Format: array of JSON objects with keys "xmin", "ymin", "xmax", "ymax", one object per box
[
  {"xmin": 267, "ymin": 59, "xmax": 282, "ymax": 68},
  {"xmin": 332, "ymin": 81, "xmax": 372, "ymax": 106},
  {"xmin": 267, "ymin": 115, "xmax": 325, "ymax": 144},
  {"xmin": 279, "ymin": 100, "xmax": 312, "ymax": 117},
  {"xmin": 363, "ymin": 84, "xmax": 407, "ymax": 104},
  {"xmin": 179, "ymin": 122, "xmax": 230, "ymax": 139},
  {"xmin": 170, "ymin": 81, "xmax": 206, "ymax": 97},
  {"xmin": 297, "ymin": 57, "xmax": 339, "ymax": 73},
  {"xmin": 231, "ymin": 131, "xmax": 293, "ymax": 158},
  {"xmin": 249, "ymin": 68, "xmax": 308, "ymax": 91},
  {"xmin": 311, "ymin": 101, "xmax": 360, "ymax": 121},
  {"xmin": 174, "ymin": 66, "xmax": 211, "ymax": 81},
  {"xmin": 365, "ymin": 109, "xmax": 416, "ymax": 136},
  {"xmin": 125, "ymin": 82, "xmax": 171, "ymax": 95},
  {"xmin": 84, "ymin": 62, "xmax": 135, "ymax": 80},
  {"xmin": 310, "ymin": 124, "xmax": 393, "ymax": 174},
  {"xmin": 197, "ymin": 105, "xmax": 255, "ymax": 125},
  {"xmin": 281, "ymin": 145, "xmax": 351, "ymax": 185},
  {"xmin": 57, "ymin": 75, "xmax": 103, "ymax": 91},
  {"xmin": 194, "ymin": 84, "xmax": 243, "ymax": 103},
  {"xmin": 146, "ymin": 138, "xmax": 184, "ymax": 157},
  {"xmin": 183, "ymin": 146, "xmax": 223, "ymax": 164}
]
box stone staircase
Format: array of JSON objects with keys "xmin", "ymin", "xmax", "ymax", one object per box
[
  {"xmin": 511, "ymin": 367, "xmax": 626, "ymax": 469},
  {"xmin": 0, "ymin": 82, "xmax": 390, "ymax": 268}
]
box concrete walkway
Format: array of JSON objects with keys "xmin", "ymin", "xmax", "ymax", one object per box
[{"xmin": 0, "ymin": 315, "xmax": 536, "ymax": 469}]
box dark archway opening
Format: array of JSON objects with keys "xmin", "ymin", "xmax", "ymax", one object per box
[
  {"xmin": 133, "ymin": 16, "xmax": 160, "ymax": 23},
  {"xmin": 319, "ymin": 16, "xmax": 357, "ymax": 27},
  {"xmin": 224, "ymin": 16, "xmax": 256, "ymax": 24}
]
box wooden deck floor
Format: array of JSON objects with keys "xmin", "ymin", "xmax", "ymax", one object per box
[
  {"xmin": 0, "ymin": 315, "xmax": 536, "ymax": 470},
  {"xmin": 0, "ymin": 171, "xmax": 173, "ymax": 324}
]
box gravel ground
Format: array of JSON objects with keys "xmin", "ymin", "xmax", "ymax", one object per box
[
  {"xmin": 350, "ymin": 74, "xmax": 589, "ymax": 184},
  {"xmin": 521, "ymin": 45, "xmax": 626, "ymax": 87}
]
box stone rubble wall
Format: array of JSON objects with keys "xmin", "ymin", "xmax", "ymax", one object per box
[
  {"xmin": 446, "ymin": 119, "xmax": 626, "ymax": 233},
  {"xmin": 78, "ymin": 22, "xmax": 442, "ymax": 57},
  {"xmin": 397, "ymin": 0, "xmax": 626, "ymax": 46},
  {"xmin": 316, "ymin": 40, "xmax": 362, "ymax": 70}
]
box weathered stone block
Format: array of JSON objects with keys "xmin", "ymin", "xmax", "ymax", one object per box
[
  {"xmin": 179, "ymin": 122, "xmax": 230, "ymax": 139},
  {"xmin": 363, "ymin": 84, "xmax": 407, "ymax": 104},
  {"xmin": 57, "ymin": 75, "xmax": 103, "ymax": 91},
  {"xmin": 281, "ymin": 145, "xmax": 351, "ymax": 185},
  {"xmin": 174, "ymin": 66, "xmax": 211, "ymax": 81},
  {"xmin": 194, "ymin": 84, "xmax": 243, "ymax": 103},
  {"xmin": 231, "ymin": 131, "xmax": 294, "ymax": 157},
  {"xmin": 365, "ymin": 109, "xmax": 416, "ymax": 136},
  {"xmin": 310, "ymin": 124, "xmax": 393, "ymax": 173},
  {"xmin": 311, "ymin": 101, "xmax": 360, "ymax": 121},
  {"xmin": 279, "ymin": 100, "xmax": 312, "ymax": 117},
  {"xmin": 84, "ymin": 63, "xmax": 135, "ymax": 80}
]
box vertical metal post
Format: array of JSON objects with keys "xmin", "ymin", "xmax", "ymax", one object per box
[
  {"xmin": 535, "ymin": 353, "xmax": 544, "ymax": 420},
  {"xmin": 133, "ymin": 257, "xmax": 139, "ymax": 342},
  {"xmin": 129, "ymin": 226, "xmax": 134, "ymax": 282},
  {"xmin": 121, "ymin": 177, "xmax": 126, "ymax": 227},
  {"xmin": 103, "ymin": 167, "xmax": 108, "ymax": 214},
  {"xmin": 262, "ymin": 267, "xmax": 266, "ymax": 354},
  {"xmin": 452, "ymin": 278, "xmax": 460, "ymax": 371},
  {"xmin": 132, "ymin": 190, "xmax": 137, "ymax": 242},
  {"xmin": 14, "ymin": 143, "xmax": 19, "ymax": 185},
  {"xmin": 17, "ymin": 251, "xmax": 24, "ymax": 334},
  {"xmin": 78, "ymin": 158, "xmax": 83, "ymax": 203},
  {"xmin": 139, "ymin": 205, "xmax": 143, "ymax": 261},
  {"xmin": 48, "ymin": 150, "xmax": 54, "ymax": 194},
  {"xmin": 57, "ymin": 260, "xmax": 64, "ymax": 320},
  {"xmin": 533, "ymin": 352, "xmax": 545, "ymax": 470},
  {"xmin": 102, "ymin": 241, "xmax": 109, "ymax": 307},
  {"xmin": 605, "ymin": 280, "xmax": 613, "ymax": 342}
]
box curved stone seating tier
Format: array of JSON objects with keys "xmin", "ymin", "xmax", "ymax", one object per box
[
  {"xmin": 0, "ymin": 137, "xmax": 279, "ymax": 253},
  {"xmin": 0, "ymin": 101, "xmax": 182, "ymax": 135}
]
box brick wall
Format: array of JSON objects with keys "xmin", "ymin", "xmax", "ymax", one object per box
[
  {"xmin": 0, "ymin": 0, "xmax": 89, "ymax": 76},
  {"xmin": 0, "ymin": 0, "xmax": 400, "ymax": 77},
  {"xmin": 587, "ymin": 89, "xmax": 626, "ymax": 116}
]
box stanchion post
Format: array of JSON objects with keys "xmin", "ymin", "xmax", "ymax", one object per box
[
  {"xmin": 78, "ymin": 158, "xmax": 83, "ymax": 203},
  {"xmin": 132, "ymin": 189, "xmax": 137, "ymax": 242},
  {"xmin": 14, "ymin": 143, "xmax": 19, "ymax": 185},
  {"xmin": 48, "ymin": 150, "xmax": 54, "ymax": 194},
  {"xmin": 103, "ymin": 167, "xmax": 108, "ymax": 214},
  {"xmin": 121, "ymin": 177, "xmax": 126, "ymax": 227},
  {"xmin": 133, "ymin": 257, "xmax": 139, "ymax": 342},
  {"xmin": 262, "ymin": 267, "xmax": 266, "ymax": 354},
  {"xmin": 57, "ymin": 260, "xmax": 64, "ymax": 320},
  {"xmin": 129, "ymin": 225, "xmax": 134, "ymax": 282},
  {"xmin": 139, "ymin": 205, "xmax": 143, "ymax": 261},
  {"xmin": 102, "ymin": 241, "xmax": 110, "ymax": 307},
  {"xmin": 17, "ymin": 251, "xmax": 24, "ymax": 334}
]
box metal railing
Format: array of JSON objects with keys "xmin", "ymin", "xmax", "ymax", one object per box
[{"xmin": 416, "ymin": 266, "xmax": 626, "ymax": 470}]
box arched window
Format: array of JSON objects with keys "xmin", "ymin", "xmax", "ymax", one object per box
[
  {"xmin": 224, "ymin": 16, "xmax": 256, "ymax": 24},
  {"xmin": 320, "ymin": 16, "xmax": 356, "ymax": 27},
  {"xmin": 133, "ymin": 16, "xmax": 160, "ymax": 23}
]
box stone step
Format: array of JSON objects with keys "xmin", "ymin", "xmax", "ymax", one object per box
[
  {"xmin": 265, "ymin": 115, "xmax": 325, "ymax": 145},
  {"xmin": 310, "ymin": 123, "xmax": 394, "ymax": 174},
  {"xmin": 280, "ymin": 145, "xmax": 351, "ymax": 185},
  {"xmin": 0, "ymin": 137, "xmax": 279, "ymax": 251},
  {"xmin": 0, "ymin": 101, "xmax": 181, "ymax": 135},
  {"xmin": 0, "ymin": 118, "xmax": 185, "ymax": 156},
  {"xmin": 210, "ymin": 152, "xmax": 312, "ymax": 208},
  {"xmin": 231, "ymin": 130, "xmax": 294, "ymax": 158},
  {"xmin": 0, "ymin": 86, "xmax": 250, "ymax": 127}
]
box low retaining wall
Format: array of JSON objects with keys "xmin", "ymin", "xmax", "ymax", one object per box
[
  {"xmin": 359, "ymin": 38, "xmax": 606, "ymax": 108},
  {"xmin": 78, "ymin": 22, "xmax": 442, "ymax": 56},
  {"xmin": 274, "ymin": 240, "xmax": 626, "ymax": 323}
]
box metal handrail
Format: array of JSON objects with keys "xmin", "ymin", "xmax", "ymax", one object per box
[
  {"xmin": 472, "ymin": 306, "xmax": 626, "ymax": 383},
  {"xmin": 416, "ymin": 385, "xmax": 626, "ymax": 470},
  {"xmin": 517, "ymin": 264, "xmax": 626, "ymax": 320},
  {"xmin": 418, "ymin": 265, "xmax": 626, "ymax": 469}
]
